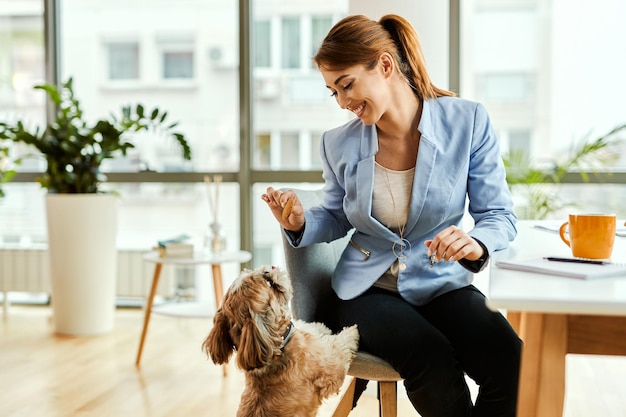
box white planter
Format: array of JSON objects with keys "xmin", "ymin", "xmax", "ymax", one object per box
[{"xmin": 46, "ymin": 194, "xmax": 118, "ymax": 335}]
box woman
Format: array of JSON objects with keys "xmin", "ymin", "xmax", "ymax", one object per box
[{"xmin": 262, "ymin": 14, "xmax": 521, "ymax": 417}]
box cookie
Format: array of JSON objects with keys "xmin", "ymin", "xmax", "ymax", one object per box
[{"xmin": 282, "ymin": 198, "xmax": 295, "ymax": 220}]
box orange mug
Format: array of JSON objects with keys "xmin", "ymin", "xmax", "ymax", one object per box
[{"xmin": 559, "ymin": 214, "xmax": 616, "ymax": 259}]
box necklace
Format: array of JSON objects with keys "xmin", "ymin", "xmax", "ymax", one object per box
[{"xmin": 382, "ymin": 167, "xmax": 412, "ymax": 271}]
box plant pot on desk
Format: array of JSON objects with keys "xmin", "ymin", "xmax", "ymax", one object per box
[{"xmin": 46, "ymin": 194, "xmax": 118, "ymax": 335}]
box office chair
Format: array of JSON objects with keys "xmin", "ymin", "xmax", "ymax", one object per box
[{"xmin": 281, "ymin": 188, "xmax": 403, "ymax": 417}]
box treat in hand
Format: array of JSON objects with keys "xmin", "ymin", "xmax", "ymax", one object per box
[{"xmin": 282, "ymin": 198, "xmax": 295, "ymax": 220}]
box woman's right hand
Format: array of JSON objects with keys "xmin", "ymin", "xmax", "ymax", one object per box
[{"xmin": 261, "ymin": 187, "xmax": 305, "ymax": 232}]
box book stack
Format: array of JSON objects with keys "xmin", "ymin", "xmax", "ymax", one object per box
[{"xmin": 154, "ymin": 234, "xmax": 194, "ymax": 258}]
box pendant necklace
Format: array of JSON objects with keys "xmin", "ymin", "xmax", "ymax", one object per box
[{"xmin": 383, "ymin": 168, "xmax": 412, "ymax": 271}]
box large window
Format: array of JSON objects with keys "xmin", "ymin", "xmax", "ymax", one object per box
[
  {"xmin": 0, "ymin": 1, "xmax": 241, "ymax": 267},
  {"xmin": 2, "ymin": 0, "xmax": 625, "ymax": 289},
  {"xmin": 58, "ymin": 0, "xmax": 240, "ymax": 250}
]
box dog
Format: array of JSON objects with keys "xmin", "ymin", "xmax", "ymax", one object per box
[{"xmin": 202, "ymin": 265, "xmax": 359, "ymax": 417}]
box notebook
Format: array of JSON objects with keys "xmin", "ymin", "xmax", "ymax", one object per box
[{"xmin": 495, "ymin": 257, "xmax": 626, "ymax": 280}]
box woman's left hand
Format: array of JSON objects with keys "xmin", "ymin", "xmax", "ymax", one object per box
[{"xmin": 424, "ymin": 225, "xmax": 484, "ymax": 263}]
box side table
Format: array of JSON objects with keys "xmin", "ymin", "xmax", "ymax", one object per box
[{"xmin": 135, "ymin": 250, "xmax": 252, "ymax": 371}]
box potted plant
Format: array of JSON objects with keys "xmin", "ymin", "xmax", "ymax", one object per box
[
  {"xmin": 503, "ymin": 124, "xmax": 626, "ymax": 219},
  {"xmin": 0, "ymin": 77, "xmax": 192, "ymax": 335},
  {"xmin": 0, "ymin": 143, "xmax": 18, "ymax": 198}
]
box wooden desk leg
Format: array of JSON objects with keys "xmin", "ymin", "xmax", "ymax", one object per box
[
  {"xmin": 211, "ymin": 263, "xmax": 228, "ymax": 377},
  {"xmin": 211, "ymin": 264, "xmax": 224, "ymax": 309},
  {"xmin": 135, "ymin": 262, "xmax": 163, "ymax": 368},
  {"xmin": 516, "ymin": 312, "xmax": 567, "ymax": 417},
  {"xmin": 506, "ymin": 310, "xmax": 522, "ymax": 334}
]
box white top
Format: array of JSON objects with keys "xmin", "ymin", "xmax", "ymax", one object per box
[
  {"xmin": 372, "ymin": 163, "xmax": 415, "ymax": 291},
  {"xmin": 372, "ymin": 162, "xmax": 414, "ymax": 231},
  {"xmin": 488, "ymin": 220, "xmax": 626, "ymax": 316}
]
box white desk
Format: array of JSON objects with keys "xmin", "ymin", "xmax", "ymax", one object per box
[
  {"xmin": 488, "ymin": 221, "xmax": 626, "ymax": 417},
  {"xmin": 135, "ymin": 250, "xmax": 252, "ymax": 370}
]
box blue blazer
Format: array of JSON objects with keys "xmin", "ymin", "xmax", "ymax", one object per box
[{"xmin": 290, "ymin": 96, "xmax": 517, "ymax": 306}]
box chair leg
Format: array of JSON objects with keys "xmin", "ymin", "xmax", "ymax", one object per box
[
  {"xmin": 352, "ymin": 378, "xmax": 369, "ymax": 408},
  {"xmin": 332, "ymin": 376, "xmax": 357, "ymax": 417},
  {"xmin": 378, "ymin": 381, "xmax": 397, "ymax": 417}
]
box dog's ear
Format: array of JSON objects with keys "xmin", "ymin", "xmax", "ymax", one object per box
[
  {"xmin": 202, "ymin": 308, "xmax": 235, "ymax": 364},
  {"xmin": 236, "ymin": 315, "xmax": 275, "ymax": 371}
]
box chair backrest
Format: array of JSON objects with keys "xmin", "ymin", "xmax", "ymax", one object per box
[{"xmin": 281, "ymin": 188, "xmax": 351, "ymax": 322}]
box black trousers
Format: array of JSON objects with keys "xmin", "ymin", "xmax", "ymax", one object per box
[{"xmin": 321, "ymin": 285, "xmax": 522, "ymax": 417}]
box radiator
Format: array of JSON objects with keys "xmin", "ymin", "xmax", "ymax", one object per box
[{"xmin": 0, "ymin": 246, "xmax": 177, "ymax": 299}]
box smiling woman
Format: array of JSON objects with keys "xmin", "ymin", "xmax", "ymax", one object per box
[{"xmin": 261, "ymin": 13, "xmax": 521, "ymax": 417}]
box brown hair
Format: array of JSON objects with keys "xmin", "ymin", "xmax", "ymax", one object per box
[{"xmin": 313, "ymin": 14, "xmax": 454, "ymax": 100}]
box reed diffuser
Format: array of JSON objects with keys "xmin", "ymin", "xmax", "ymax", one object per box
[{"xmin": 203, "ymin": 175, "xmax": 226, "ymax": 254}]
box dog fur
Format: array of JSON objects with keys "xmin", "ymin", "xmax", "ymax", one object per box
[{"xmin": 202, "ymin": 265, "xmax": 359, "ymax": 417}]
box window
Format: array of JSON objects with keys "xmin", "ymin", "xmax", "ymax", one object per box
[
  {"xmin": 0, "ymin": 10, "xmax": 45, "ymax": 120},
  {"xmin": 159, "ymin": 40, "xmax": 195, "ymax": 80},
  {"xmin": 310, "ymin": 131, "xmax": 323, "ymax": 169},
  {"xmin": 310, "ymin": 16, "xmax": 332, "ymax": 68},
  {"xmin": 279, "ymin": 132, "xmax": 300, "ymax": 169},
  {"xmin": 288, "ymin": 75, "xmax": 332, "ymax": 103},
  {"xmin": 254, "ymin": 20, "xmax": 271, "ymax": 68},
  {"xmin": 0, "ymin": 7, "xmax": 46, "ymax": 176},
  {"xmin": 462, "ymin": 0, "xmax": 626, "ymax": 170},
  {"xmin": 255, "ymin": 133, "xmax": 271, "ymax": 169},
  {"xmin": 462, "ymin": 0, "xmax": 626, "ymax": 220},
  {"xmin": 254, "ymin": 131, "xmax": 313, "ymax": 170},
  {"xmin": 107, "ymin": 42, "xmax": 139, "ymax": 80},
  {"xmin": 56, "ymin": 0, "xmax": 240, "ymax": 258},
  {"xmin": 508, "ymin": 130, "xmax": 532, "ymax": 155},
  {"xmin": 163, "ymin": 51, "xmax": 194, "ymax": 79},
  {"xmin": 21, "ymin": 0, "xmax": 621, "ymax": 273},
  {"xmin": 477, "ymin": 73, "xmax": 534, "ymax": 103},
  {"xmin": 281, "ymin": 17, "xmax": 300, "ymax": 69}
]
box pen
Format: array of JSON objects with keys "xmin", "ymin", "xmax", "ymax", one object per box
[{"xmin": 544, "ymin": 256, "xmax": 608, "ymax": 265}]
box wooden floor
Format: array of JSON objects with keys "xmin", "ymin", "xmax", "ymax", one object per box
[{"xmin": 1, "ymin": 305, "xmax": 625, "ymax": 417}]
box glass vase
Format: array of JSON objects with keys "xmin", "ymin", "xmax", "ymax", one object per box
[{"xmin": 205, "ymin": 222, "xmax": 226, "ymax": 254}]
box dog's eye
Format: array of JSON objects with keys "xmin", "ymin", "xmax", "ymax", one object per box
[{"xmin": 265, "ymin": 278, "xmax": 274, "ymax": 287}]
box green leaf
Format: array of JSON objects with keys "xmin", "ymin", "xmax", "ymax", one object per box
[{"xmin": 35, "ymin": 84, "xmax": 62, "ymax": 105}]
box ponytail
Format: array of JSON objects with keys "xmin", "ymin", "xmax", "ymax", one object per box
[
  {"xmin": 379, "ymin": 14, "xmax": 454, "ymax": 100},
  {"xmin": 313, "ymin": 14, "xmax": 454, "ymax": 100}
]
